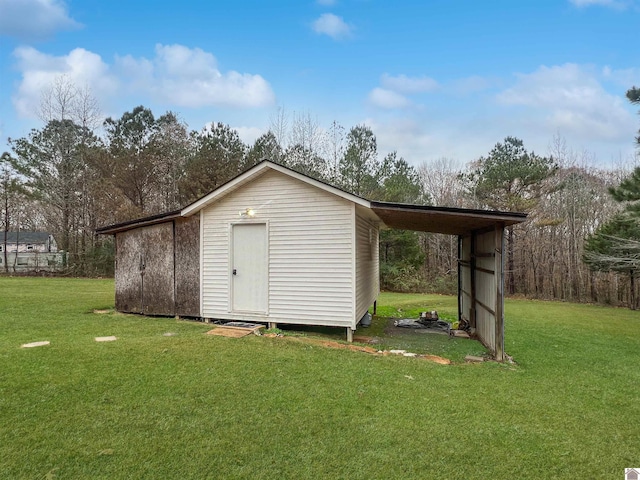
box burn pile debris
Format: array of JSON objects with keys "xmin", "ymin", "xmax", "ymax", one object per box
[{"xmin": 393, "ymin": 311, "xmax": 452, "ymax": 334}]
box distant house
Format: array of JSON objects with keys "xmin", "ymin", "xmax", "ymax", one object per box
[{"xmin": 0, "ymin": 231, "xmax": 65, "ymax": 272}]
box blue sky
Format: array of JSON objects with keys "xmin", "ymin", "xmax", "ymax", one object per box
[{"xmin": 0, "ymin": 0, "xmax": 639, "ymax": 167}]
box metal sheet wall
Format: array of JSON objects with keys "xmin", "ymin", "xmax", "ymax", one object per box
[{"xmin": 458, "ymin": 225, "xmax": 504, "ymax": 360}]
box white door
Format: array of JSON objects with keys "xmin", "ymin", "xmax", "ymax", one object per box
[{"xmin": 231, "ymin": 223, "xmax": 268, "ymax": 313}]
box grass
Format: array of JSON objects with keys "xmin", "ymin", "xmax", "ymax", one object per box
[
  {"xmin": 1, "ymin": 278, "xmax": 639, "ymax": 479},
  {"xmin": 283, "ymin": 292, "xmax": 487, "ymax": 360}
]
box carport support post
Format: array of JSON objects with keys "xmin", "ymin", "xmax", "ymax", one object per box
[{"xmin": 494, "ymin": 223, "xmax": 505, "ymax": 361}]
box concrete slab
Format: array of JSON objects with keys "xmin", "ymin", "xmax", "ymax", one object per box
[
  {"xmin": 465, "ymin": 355, "xmax": 485, "ymax": 363},
  {"xmin": 21, "ymin": 341, "xmax": 50, "ymax": 348},
  {"xmin": 452, "ymin": 330, "xmax": 470, "ymax": 338},
  {"xmin": 95, "ymin": 336, "xmax": 117, "ymax": 342}
]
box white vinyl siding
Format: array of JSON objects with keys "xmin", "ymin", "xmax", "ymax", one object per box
[
  {"xmin": 355, "ymin": 212, "xmax": 379, "ymax": 323},
  {"xmin": 201, "ymin": 170, "xmax": 355, "ymax": 327}
]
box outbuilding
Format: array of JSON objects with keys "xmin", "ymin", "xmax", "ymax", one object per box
[{"xmin": 97, "ymin": 160, "xmax": 526, "ymax": 360}]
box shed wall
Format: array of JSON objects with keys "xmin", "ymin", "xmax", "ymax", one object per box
[
  {"xmin": 459, "ymin": 229, "xmax": 503, "ymax": 358},
  {"xmin": 115, "ymin": 228, "xmax": 144, "ymax": 313},
  {"xmin": 355, "ymin": 212, "xmax": 379, "ymax": 323},
  {"xmin": 142, "ymin": 222, "xmax": 175, "ymax": 315},
  {"xmin": 474, "ymin": 230, "xmax": 496, "ymax": 353},
  {"xmin": 114, "ymin": 217, "xmax": 200, "ymax": 317},
  {"xmin": 460, "ymin": 235, "xmax": 472, "ymax": 326},
  {"xmin": 174, "ymin": 216, "xmax": 200, "ymax": 316},
  {"xmin": 201, "ymin": 169, "xmax": 355, "ymax": 327}
]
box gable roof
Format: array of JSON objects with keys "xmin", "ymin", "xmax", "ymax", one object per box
[
  {"xmin": 180, "ymin": 160, "xmax": 369, "ymax": 216},
  {"xmin": 96, "ymin": 159, "xmax": 527, "ymax": 236},
  {"xmin": 1, "ymin": 231, "xmax": 52, "ymax": 244}
]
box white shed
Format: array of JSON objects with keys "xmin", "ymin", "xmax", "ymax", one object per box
[
  {"xmin": 181, "ymin": 161, "xmax": 381, "ymax": 338},
  {"xmin": 98, "ymin": 160, "xmax": 526, "ymax": 359}
]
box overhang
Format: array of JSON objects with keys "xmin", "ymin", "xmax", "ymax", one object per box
[
  {"xmin": 95, "ymin": 210, "xmax": 182, "ymax": 235},
  {"xmin": 370, "ymin": 201, "xmax": 527, "ymax": 236}
]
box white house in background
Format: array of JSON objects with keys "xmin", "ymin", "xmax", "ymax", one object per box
[
  {"xmin": 1, "ymin": 231, "xmax": 64, "ymax": 272},
  {"xmin": 1, "ymin": 231, "xmax": 58, "ymax": 253}
]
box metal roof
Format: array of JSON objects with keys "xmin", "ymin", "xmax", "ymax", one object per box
[
  {"xmin": 1, "ymin": 231, "xmax": 52, "ymax": 244},
  {"xmin": 370, "ymin": 201, "xmax": 527, "ymax": 235},
  {"xmin": 95, "ymin": 210, "xmax": 182, "ymax": 235}
]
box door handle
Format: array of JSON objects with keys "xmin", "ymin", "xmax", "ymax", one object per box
[{"xmin": 233, "ymin": 269, "xmax": 237, "ymax": 275}]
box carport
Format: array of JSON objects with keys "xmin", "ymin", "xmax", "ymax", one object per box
[{"xmin": 370, "ymin": 201, "xmax": 527, "ymax": 361}]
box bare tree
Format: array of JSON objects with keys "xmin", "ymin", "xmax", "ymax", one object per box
[
  {"xmin": 38, "ymin": 75, "xmax": 101, "ymax": 125},
  {"xmin": 324, "ymin": 120, "xmax": 345, "ymax": 183},
  {"xmin": 418, "ymin": 157, "xmax": 465, "ymax": 208},
  {"xmin": 269, "ymin": 106, "xmax": 289, "ymax": 152}
]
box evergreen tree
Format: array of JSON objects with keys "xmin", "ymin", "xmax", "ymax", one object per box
[
  {"xmin": 9, "ymin": 119, "xmax": 102, "ymax": 253},
  {"xmin": 461, "ymin": 136, "xmax": 557, "ymax": 294},
  {"xmin": 627, "ymin": 86, "xmax": 640, "ymax": 146},
  {"xmin": 583, "ymin": 213, "xmax": 640, "ymax": 309},
  {"xmin": 179, "ymin": 123, "xmax": 247, "ymax": 203},
  {"xmin": 338, "ymin": 125, "xmax": 379, "ymax": 197},
  {"xmin": 584, "ymin": 88, "xmax": 640, "ymax": 308}
]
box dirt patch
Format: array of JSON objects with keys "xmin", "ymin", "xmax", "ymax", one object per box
[
  {"xmin": 422, "ymin": 355, "xmax": 451, "ymax": 365},
  {"xmin": 264, "ymin": 334, "xmax": 451, "ymax": 364},
  {"xmin": 352, "ymin": 335, "xmax": 376, "ymax": 343},
  {"xmin": 206, "ymin": 325, "xmax": 264, "ymax": 338}
]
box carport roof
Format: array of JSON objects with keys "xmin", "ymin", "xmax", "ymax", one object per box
[{"xmin": 370, "ymin": 201, "xmax": 527, "ymax": 236}]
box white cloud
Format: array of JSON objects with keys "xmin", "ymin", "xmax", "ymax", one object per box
[
  {"xmin": 312, "ymin": 13, "xmax": 353, "ymax": 40},
  {"xmin": 11, "ymin": 44, "xmax": 276, "ymax": 120},
  {"xmin": 601, "ymin": 66, "xmax": 640, "ymax": 87},
  {"xmin": 449, "ymin": 75, "xmax": 495, "ymax": 95},
  {"xmin": 361, "ymin": 63, "xmax": 638, "ymax": 167},
  {"xmin": 569, "ymin": 0, "xmax": 633, "ymax": 8},
  {"xmin": 117, "ymin": 44, "xmax": 276, "ymax": 108},
  {"xmin": 0, "ymin": 0, "xmax": 80, "ymax": 40},
  {"xmin": 234, "ymin": 125, "xmax": 265, "ymax": 145},
  {"xmin": 497, "ymin": 63, "xmax": 635, "ymax": 143},
  {"xmin": 12, "ymin": 46, "xmax": 118, "ymax": 118},
  {"xmin": 368, "ymin": 73, "xmax": 437, "ymax": 110},
  {"xmin": 368, "ymin": 88, "xmax": 410, "ymax": 109},
  {"xmin": 381, "ymin": 74, "xmax": 438, "ymax": 94}
]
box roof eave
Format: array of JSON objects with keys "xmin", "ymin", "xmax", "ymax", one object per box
[{"xmin": 95, "ymin": 210, "xmax": 182, "ymax": 235}]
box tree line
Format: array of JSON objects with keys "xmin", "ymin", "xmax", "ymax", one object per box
[
  {"xmin": 1, "ymin": 77, "xmax": 639, "ymax": 309},
  {"xmin": 0, "ymin": 78, "xmax": 428, "ymax": 277}
]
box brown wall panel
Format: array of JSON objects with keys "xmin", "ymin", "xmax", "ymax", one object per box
[
  {"xmin": 142, "ymin": 222, "xmax": 175, "ymax": 315},
  {"xmin": 174, "ymin": 216, "xmax": 200, "ymax": 317},
  {"xmin": 115, "ymin": 229, "xmax": 143, "ymax": 313}
]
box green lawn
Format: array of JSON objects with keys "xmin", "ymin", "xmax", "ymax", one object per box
[{"xmin": 1, "ymin": 278, "xmax": 639, "ymax": 479}]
